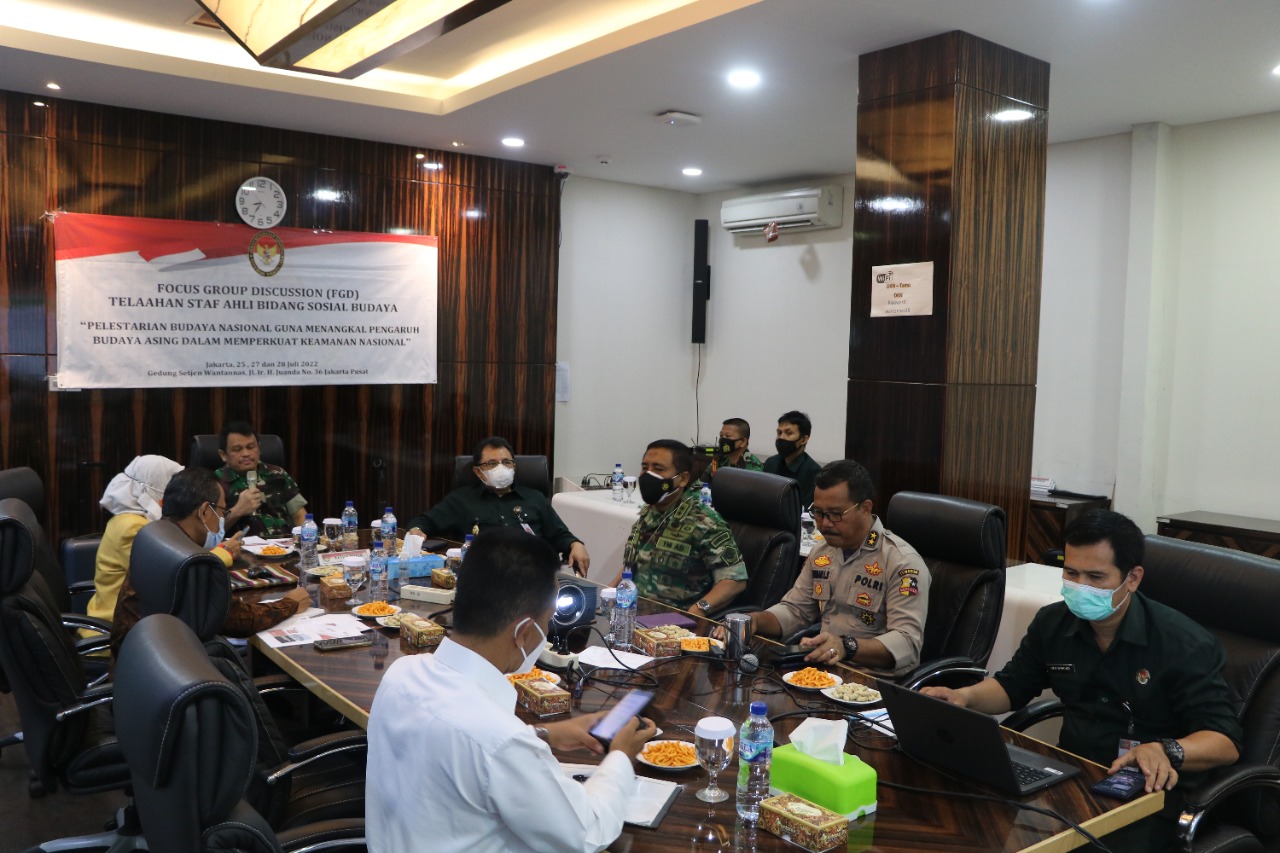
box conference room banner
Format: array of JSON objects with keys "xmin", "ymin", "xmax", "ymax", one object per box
[{"xmin": 53, "ymin": 213, "xmax": 438, "ymax": 389}]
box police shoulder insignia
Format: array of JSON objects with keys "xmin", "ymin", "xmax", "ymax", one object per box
[
  {"xmin": 865, "ymin": 530, "xmax": 879, "ymax": 548},
  {"xmin": 813, "ymin": 555, "xmax": 832, "ymax": 568},
  {"xmin": 898, "ymin": 576, "xmax": 919, "ymax": 596}
]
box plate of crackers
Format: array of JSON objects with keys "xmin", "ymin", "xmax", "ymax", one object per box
[
  {"xmin": 352, "ymin": 602, "xmax": 401, "ymax": 619},
  {"xmin": 636, "ymin": 739, "xmax": 699, "ymax": 771},
  {"xmin": 781, "ymin": 668, "xmax": 843, "ymax": 691},
  {"xmin": 506, "ymin": 667, "xmax": 561, "ymax": 686},
  {"xmin": 821, "ymin": 682, "xmax": 882, "ymax": 706},
  {"xmin": 244, "ymin": 541, "xmax": 296, "ymax": 559},
  {"xmin": 679, "ymin": 636, "xmax": 725, "ymax": 655}
]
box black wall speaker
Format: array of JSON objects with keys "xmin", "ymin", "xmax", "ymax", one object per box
[{"xmin": 692, "ymin": 218, "xmax": 710, "ymax": 344}]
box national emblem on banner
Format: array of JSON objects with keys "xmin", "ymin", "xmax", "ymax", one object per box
[{"xmin": 249, "ymin": 230, "xmax": 285, "ymax": 276}]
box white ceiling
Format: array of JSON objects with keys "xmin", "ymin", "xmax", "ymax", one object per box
[{"xmin": 2, "ymin": 0, "xmax": 1280, "ymax": 192}]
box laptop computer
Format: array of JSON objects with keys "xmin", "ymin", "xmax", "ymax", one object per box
[{"xmin": 877, "ymin": 680, "xmax": 1081, "ymax": 796}]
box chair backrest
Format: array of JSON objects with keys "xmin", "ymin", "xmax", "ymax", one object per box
[
  {"xmin": 885, "ymin": 491, "xmax": 1007, "ymax": 669},
  {"xmin": 1139, "ymin": 535, "xmax": 1280, "ymax": 769},
  {"xmin": 710, "ymin": 468, "xmax": 802, "ymax": 610},
  {"xmin": 0, "ymin": 466, "xmax": 45, "ymax": 522},
  {"xmin": 190, "ymin": 433, "xmax": 286, "ymax": 471},
  {"xmin": 116, "ymin": 613, "xmax": 279, "ymax": 853},
  {"xmin": 451, "ymin": 454, "xmax": 551, "ymax": 497},
  {"xmin": 128, "ymin": 519, "xmax": 230, "ymax": 641},
  {"xmin": 0, "ymin": 498, "xmax": 94, "ymax": 793},
  {"xmin": 0, "ymin": 470, "xmax": 70, "ymax": 613}
]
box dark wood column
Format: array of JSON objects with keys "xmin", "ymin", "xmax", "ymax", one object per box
[{"xmin": 847, "ymin": 32, "xmax": 1048, "ymax": 556}]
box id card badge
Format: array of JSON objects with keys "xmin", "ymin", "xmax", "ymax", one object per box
[
  {"xmin": 1117, "ymin": 738, "xmax": 1140, "ymax": 758},
  {"xmin": 520, "ymin": 523, "xmax": 535, "ymax": 535}
]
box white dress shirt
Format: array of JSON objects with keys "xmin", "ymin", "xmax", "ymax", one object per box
[{"xmin": 366, "ymin": 637, "xmax": 635, "ymax": 853}]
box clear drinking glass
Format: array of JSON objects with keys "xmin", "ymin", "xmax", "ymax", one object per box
[
  {"xmin": 600, "ymin": 587, "xmax": 617, "ymax": 645},
  {"xmin": 343, "ymin": 556, "xmax": 366, "ymax": 607},
  {"xmin": 694, "ymin": 716, "xmax": 736, "ymax": 803},
  {"xmin": 622, "ymin": 476, "xmax": 638, "ymax": 503},
  {"xmin": 800, "ymin": 512, "xmax": 816, "ymax": 546},
  {"xmin": 323, "ymin": 517, "xmax": 342, "ymax": 549}
]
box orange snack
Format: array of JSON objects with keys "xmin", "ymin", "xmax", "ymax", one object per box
[
  {"xmin": 641, "ymin": 741, "xmax": 698, "ymax": 767},
  {"xmin": 355, "ymin": 601, "xmax": 397, "ymax": 617},
  {"xmin": 507, "ymin": 668, "xmax": 551, "ymax": 683},
  {"xmin": 260, "ymin": 544, "xmax": 288, "ymax": 555},
  {"xmin": 787, "ymin": 667, "xmax": 836, "ymax": 688},
  {"xmin": 681, "ymin": 637, "xmax": 711, "ymax": 653}
]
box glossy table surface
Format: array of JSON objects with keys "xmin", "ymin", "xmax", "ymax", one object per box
[{"xmin": 243, "ymin": 547, "xmax": 1161, "ymax": 853}]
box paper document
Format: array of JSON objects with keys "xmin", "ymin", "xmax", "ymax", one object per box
[
  {"xmin": 561, "ymin": 764, "xmax": 681, "ymax": 828},
  {"xmin": 577, "ymin": 645, "xmax": 655, "ymax": 670},
  {"xmin": 257, "ymin": 610, "xmax": 368, "ymax": 647}
]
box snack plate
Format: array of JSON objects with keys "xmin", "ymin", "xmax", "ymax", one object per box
[
  {"xmin": 375, "ymin": 614, "xmax": 403, "ymax": 630},
  {"xmin": 781, "ymin": 670, "xmax": 843, "ymax": 691},
  {"xmin": 636, "ymin": 739, "xmax": 699, "ymax": 771},
  {"xmin": 352, "ymin": 603, "xmax": 401, "ymax": 619},
  {"xmin": 680, "ymin": 637, "xmax": 725, "ymax": 655},
  {"xmin": 244, "ymin": 542, "xmax": 296, "ymax": 559},
  {"xmin": 305, "ymin": 564, "xmax": 344, "ymax": 578},
  {"xmin": 507, "ymin": 670, "xmax": 562, "ymax": 686},
  {"xmin": 820, "ymin": 684, "xmax": 881, "ymax": 706}
]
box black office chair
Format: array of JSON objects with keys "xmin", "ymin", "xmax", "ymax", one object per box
[
  {"xmin": 451, "ymin": 454, "xmax": 551, "ymax": 497},
  {"xmin": 0, "ymin": 466, "xmax": 45, "ymax": 521},
  {"xmin": 115, "ymin": 614, "xmax": 367, "ymax": 853},
  {"xmin": 190, "ymin": 433, "xmax": 287, "ymax": 471},
  {"xmin": 882, "ymin": 491, "xmax": 1007, "ymax": 689},
  {"xmin": 0, "ymin": 498, "xmax": 143, "ymax": 851},
  {"xmin": 128, "ymin": 520, "xmax": 368, "ymax": 830},
  {"xmin": 709, "ymin": 468, "xmax": 802, "ymax": 614},
  {"xmin": 1007, "ymin": 535, "xmax": 1280, "ymax": 853}
]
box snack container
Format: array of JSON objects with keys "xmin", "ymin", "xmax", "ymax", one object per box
[
  {"xmin": 431, "ymin": 567, "xmax": 456, "ymax": 589},
  {"xmin": 759, "ymin": 793, "xmax": 848, "ymax": 853},
  {"xmin": 515, "ymin": 678, "xmax": 571, "ymax": 718},
  {"xmin": 399, "ymin": 613, "xmax": 444, "ymax": 651},
  {"xmin": 632, "ymin": 625, "xmax": 691, "ymax": 657},
  {"xmin": 319, "ymin": 575, "xmax": 352, "ymax": 600}
]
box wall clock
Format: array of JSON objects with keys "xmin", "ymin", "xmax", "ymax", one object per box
[{"xmin": 236, "ymin": 176, "xmax": 287, "ymax": 229}]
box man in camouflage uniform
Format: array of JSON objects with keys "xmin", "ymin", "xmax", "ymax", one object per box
[
  {"xmin": 731, "ymin": 458, "xmax": 929, "ymax": 677},
  {"xmin": 615, "ymin": 439, "xmax": 747, "ymax": 613},
  {"xmin": 217, "ymin": 420, "xmax": 309, "ymax": 537},
  {"xmin": 701, "ymin": 417, "xmax": 764, "ymax": 484}
]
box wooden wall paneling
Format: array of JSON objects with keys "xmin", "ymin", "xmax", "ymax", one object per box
[
  {"xmin": 2, "ymin": 133, "xmax": 50, "ymax": 355},
  {"xmin": 846, "ymin": 379, "xmax": 945, "ymax": 505}
]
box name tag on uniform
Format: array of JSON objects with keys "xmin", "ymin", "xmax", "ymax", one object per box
[
  {"xmin": 520, "ymin": 523, "xmax": 535, "ymax": 535},
  {"xmin": 1047, "ymin": 663, "xmax": 1075, "ymax": 674}
]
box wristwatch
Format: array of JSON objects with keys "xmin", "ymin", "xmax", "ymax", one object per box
[
  {"xmin": 534, "ymin": 726, "xmax": 550, "ymax": 743},
  {"xmin": 696, "ymin": 599, "xmax": 711, "ymax": 615},
  {"xmin": 841, "ymin": 635, "xmax": 859, "ymax": 659},
  {"xmin": 1157, "ymin": 737, "xmax": 1184, "ymax": 770}
]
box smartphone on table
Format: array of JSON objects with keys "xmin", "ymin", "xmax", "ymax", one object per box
[{"xmin": 589, "ymin": 688, "xmax": 655, "ymax": 747}]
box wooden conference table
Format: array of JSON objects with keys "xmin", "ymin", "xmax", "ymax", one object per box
[{"xmin": 244, "ymin": 553, "xmax": 1160, "ymax": 853}]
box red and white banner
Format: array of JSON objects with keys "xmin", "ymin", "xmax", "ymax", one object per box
[{"xmin": 53, "ymin": 213, "xmax": 438, "ymax": 389}]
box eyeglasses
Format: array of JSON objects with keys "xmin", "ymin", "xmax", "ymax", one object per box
[
  {"xmin": 209, "ymin": 503, "xmax": 231, "ymax": 519},
  {"xmin": 807, "ymin": 504, "xmax": 857, "ymax": 524},
  {"xmin": 477, "ymin": 459, "xmax": 517, "ymax": 471}
]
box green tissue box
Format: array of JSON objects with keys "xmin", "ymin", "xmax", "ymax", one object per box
[{"xmin": 770, "ymin": 743, "xmax": 877, "ymax": 819}]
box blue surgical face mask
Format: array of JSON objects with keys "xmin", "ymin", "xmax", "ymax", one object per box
[
  {"xmin": 1061, "ymin": 576, "xmax": 1130, "ymax": 622},
  {"xmin": 203, "ymin": 505, "xmax": 226, "ymax": 550}
]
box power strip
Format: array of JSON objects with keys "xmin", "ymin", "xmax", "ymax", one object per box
[
  {"xmin": 538, "ymin": 642, "xmax": 579, "ymax": 670},
  {"xmin": 399, "ymin": 584, "xmax": 455, "ymax": 605}
]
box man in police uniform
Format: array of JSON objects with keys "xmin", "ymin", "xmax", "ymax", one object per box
[
  {"xmin": 923, "ymin": 510, "xmax": 1240, "ymax": 851},
  {"xmin": 614, "ymin": 439, "xmax": 747, "ymax": 613},
  {"xmin": 217, "ymin": 420, "xmax": 309, "ymax": 538},
  {"xmin": 729, "ymin": 459, "xmax": 929, "ymax": 676},
  {"xmin": 406, "ymin": 437, "xmax": 590, "ymax": 576}
]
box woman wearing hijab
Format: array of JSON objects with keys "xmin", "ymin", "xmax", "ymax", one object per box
[{"xmin": 86, "ymin": 455, "xmax": 184, "ymax": 623}]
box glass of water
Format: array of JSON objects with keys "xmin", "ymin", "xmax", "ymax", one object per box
[
  {"xmin": 622, "ymin": 476, "xmax": 638, "ymax": 503},
  {"xmin": 800, "ymin": 512, "xmax": 816, "ymax": 546},
  {"xmin": 694, "ymin": 716, "xmax": 736, "ymax": 803},
  {"xmin": 323, "ymin": 517, "xmax": 342, "ymax": 549},
  {"xmin": 342, "ymin": 556, "xmax": 366, "ymax": 607},
  {"xmin": 599, "ymin": 587, "xmax": 617, "ymax": 645}
]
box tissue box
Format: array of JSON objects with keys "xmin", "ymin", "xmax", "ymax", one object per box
[
  {"xmin": 632, "ymin": 625, "xmax": 693, "ymax": 657},
  {"xmin": 387, "ymin": 553, "xmax": 446, "ymax": 578},
  {"xmin": 515, "ymin": 678, "xmax": 571, "ymax": 718},
  {"xmin": 759, "ymin": 793, "xmax": 848, "ymax": 853},
  {"xmin": 430, "ymin": 567, "xmax": 456, "ymax": 589},
  {"xmin": 771, "ymin": 743, "xmax": 877, "ymax": 818},
  {"xmin": 399, "ymin": 613, "xmax": 444, "ymax": 651},
  {"xmin": 318, "ymin": 575, "xmax": 352, "ymax": 600}
]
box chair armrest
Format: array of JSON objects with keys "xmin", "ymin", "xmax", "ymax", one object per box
[
  {"xmin": 55, "ymin": 682, "xmax": 114, "ymax": 721},
  {"xmin": 74, "ymin": 635, "xmax": 112, "ymax": 656},
  {"xmin": 267, "ymin": 730, "xmax": 368, "ymax": 784},
  {"xmin": 62, "ymin": 614, "xmax": 111, "ymax": 635},
  {"xmin": 1177, "ymin": 764, "xmax": 1280, "ymax": 848},
  {"xmin": 253, "ymin": 673, "xmax": 304, "ymax": 696},
  {"xmin": 277, "ymin": 818, "xmax": 366, "ymax": 851},
  {"xmin": 67, "ymin": 580, "xmax": 97, "ymax": 599},
  {"xmin": 782, "ymin": 622, "xmax": 821, "ymax": 646},
  {"xmin": 898, "ymin": 657, "xmax": 987, "ymax": 691},
  {"xmin": 1002, "ymin": 698, "xmax": 1065, "ymax": 732}
]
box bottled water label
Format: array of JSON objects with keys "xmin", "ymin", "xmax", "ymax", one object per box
[{"xmin": 740, "ymin": 740, "xmax": 770, "ymax": 763}]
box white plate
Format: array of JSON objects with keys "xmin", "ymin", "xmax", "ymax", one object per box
[
  {"xmin": 781, "ymin": 670, "xmax": 843, "ymax": 691},
  {"xmin": 305, "ymin": 565, "xmax": 344, "ymax": 578},
  {"xmin": 244, "ymin": 542, "xmax": 297, "ymax": 559},
  {"xmin": 820, "ymin": 684, "xmax": 882, "ymax": 706},
  {"xmin": 376, "ymin": 614, "xmax": 403, "ymax": 630},
  {"xmin": 507, "ymin": 670, "xmax": 562, "ymax": 686},
  {"xmin": 352, "ymin": 603, "xmax": 401, "ymax": 619},
  {"xmin": 680, "ymin": 637, "xmax": 724, "ymax": 654},
  {"xmin": 636, "ymin": 739, "xmax": 699, "ymax": 771}
]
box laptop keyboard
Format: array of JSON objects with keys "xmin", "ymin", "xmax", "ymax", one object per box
[{"xmin": 1011, "ymin": 762, "xmax": 1053, "ymax": 787}]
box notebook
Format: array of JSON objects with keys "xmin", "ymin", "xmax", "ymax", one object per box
[{"xmin": 877, "ymin": 680, "xmax": 1081, "ymax": 796}]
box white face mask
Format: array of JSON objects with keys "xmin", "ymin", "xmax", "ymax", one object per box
[
  {"xmin": 486, "ymin": 464, "xmax": 516, "ymax": 490},
  {"xmin": 511, "ymin": 617, "xmax": 547, "ymax": 674},
  {"xmin": 203, "ymin": 505, "xmax": 226, "ymax": 550}
]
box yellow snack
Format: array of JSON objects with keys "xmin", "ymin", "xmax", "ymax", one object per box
[
  {"xmin": 787, "ymin": 667, "xmax": 836, "ymax": 688},
  {"xmin": 680, "ymin": 636, "xmax": 711, "ymax": 652},
  {"xmin": 355, "ymin": 601, "xmax": 397, "ymax": 617},
  {"xmin": 507, "ymin": 668, "xmax": 551, "ymax": 683},
  {"xmin": 641, "ymin": 741, "xmax": 697, "ymax": 767},
  {"xmin": 260, "ymin": 544, "xmax": 288, "ymax": 556}
]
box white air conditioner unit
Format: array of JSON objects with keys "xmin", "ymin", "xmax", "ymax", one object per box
[{"xmin": 720, "ymin": 185, "xmax": 844, "ymax": 234}]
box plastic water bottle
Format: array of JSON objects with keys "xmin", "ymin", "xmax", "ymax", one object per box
[
  {"xmin": 341, "ymin": 500, "xmax": 359, "ymax": 551},
  {"xmin": 613, "ymin": 569, "xmax": 637, "ymax": 650},
  {"xmin": 299, "ymin": 513, "xmax": 319, "ymax": 571},
  {"xmin": 700, "ymin": 483, "xmax": 713, "ymax": 509},
  {"xmin": 461, "ymin": 533, "xmax": 475, "ymax": 568},
  {"xmin": 736, "ymin": 701, "xmax": 774, "ymax": 823},
  {"xmin": 611, "ymin": 463, "xmax": 624, "ymax": 501},
  {"xmin": 381, "ymin": 506, "xmax": 397, "ymax": 548},
  {"xmin": 369, "ymin": 539, "xmax": 387, "ymax": 600}
]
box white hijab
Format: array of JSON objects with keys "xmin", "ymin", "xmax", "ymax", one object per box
[{"xmin": 99, "ymin": 455, "xmax": 184, "ymax": 520}]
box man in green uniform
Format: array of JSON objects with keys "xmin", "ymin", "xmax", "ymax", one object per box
[
  {"xmin": 762, "ymin": 410, "xmax": 821, "ymax": 506},
  {"xmin": 923, "ymin": 510, "xmax": 1241, "ymax": 851},
  {"xmin": 614, "ymin": 439, "xmax": 747, "ymax": 614},
  {"xmin": 406, "ymin": 437, "xmax": 590, "ymax": 576},
  {"xmin": 701, "ymin": 417, "xmax": 764, "ymax": 484},
  {"xmin": 217, "ymin": 420, "xmax": 308, "ymax": 537}
]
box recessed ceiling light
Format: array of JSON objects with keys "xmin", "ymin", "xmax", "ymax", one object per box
[
  {"xmin": 993, "ymin": 108, "xmax": 1035, "ymax": 122},
  {"xmin": 422, "ymin": 162, "xmax": 444, "ymax": 170},
  {"xmin": 46, "ymin": 82, "xmax": 61, "ymax": 91},
  {"xmin": 451, "ymin": 141, "xmax": 465, "ymax": 148},
  {"xmin": 682, "ymin": 167, "xmax": 703, "ymax": 177},
  {"xmin": 415, "ymin": 153, "xmax": 425, "ymax": 159},
  {"xmin": 726, "ymin": 68, "xmax": 761, "ymax": 89},
  {"xmin": 32, "ymin": 101, "xmax": 47, "ymax": 108},
  {"xmin": 1272, "ymin": 63, "xmax": 1280, "ymax": 76},
  {"xmin": 501, "ymin": 137, "xmax": 525, "ymax": 148}
]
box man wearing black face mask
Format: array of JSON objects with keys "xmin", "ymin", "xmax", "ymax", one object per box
[
  {"xmin": 763, "ymin": 410, "xmax": 821, "ymax": 506},
  {"xmin": 701, "ymin": 418, "xmax": 764, "ymax": 484},
  {"xmin": 613, "ymin": 439, "xmax": 747, "ymax": 614}
]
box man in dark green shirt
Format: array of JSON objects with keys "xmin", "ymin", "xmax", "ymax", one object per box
[
  {"xmin": 924, "ymin": 510, "xmax": 1240, "ymax": 851},
  {"xmin": 762, "ymin": 410, "xmax": 820, "ymax": 506},
  {"xmin": 700, "ymin": 417, "xmax": 764, "ymax": 484},
  {"xmin": 216, "ymin": 420, "xmax": 308, "ymax": 538},
  {"xmin": 405, "ymin": 437, "xmax": 590, "ymax": 576}
]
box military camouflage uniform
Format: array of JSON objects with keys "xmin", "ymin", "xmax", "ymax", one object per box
[
  {"xmin": 624, "ymin": 488, "xmax": 747, "ymax": 609},
  {"xmin": 217, "ymin": 463, "xmax": 307, "ymax": 537},
  {"xmin": 765, "ymin": 516, "xmax": 929, "ymax": 675},
  {"xmin": 702, "ymin": 451, "xmax": 764, "ymax": 483}
]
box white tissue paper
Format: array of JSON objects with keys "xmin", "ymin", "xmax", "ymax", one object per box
[
  {"xmin": 401, "ymin": 532, "xmax": 424, "ymax": 559},
  {"xmin": 789, "ymin": 718, "xmax": 848, "ymax": 766}
]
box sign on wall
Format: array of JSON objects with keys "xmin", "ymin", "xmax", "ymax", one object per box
[
  {"xmin": 53, "ymin": 213, "xmax": 438, "ymax": 389},
  {"xmin": 869, "ymin": 261, "xmax": 934, "ymax": 318}
]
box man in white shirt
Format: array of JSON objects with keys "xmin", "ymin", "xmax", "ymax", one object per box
[{"xmin": 366, "ymin": 526, "xmax": 656, "ymax": 853}]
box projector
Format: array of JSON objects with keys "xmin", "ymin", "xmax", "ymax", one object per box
[{"xmin": 548, "ymin": 581, "xmax": 597, "ymax": 654}]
